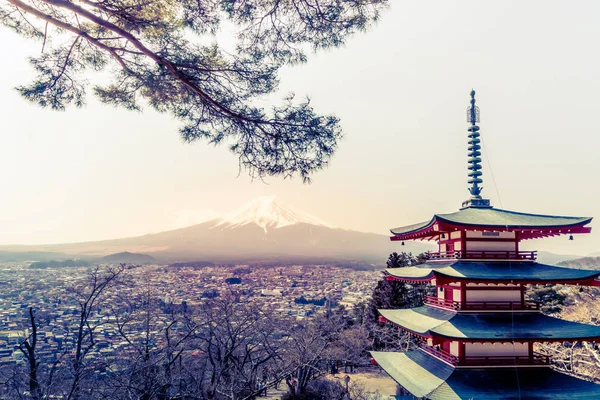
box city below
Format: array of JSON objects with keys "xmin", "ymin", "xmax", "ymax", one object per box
[{"xmin": 0, "ymin": 262, "xmax": 380, "ymax": 369}]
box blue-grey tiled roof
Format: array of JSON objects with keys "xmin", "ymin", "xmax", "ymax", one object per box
[
  {"xmin": 372, "ymin": 350, "xmax": 600, "ymax": 399},
  {"xmin": 370, "ymin": 351, "xmax": 453, "ymax": 398},
  {"xmin": 385, "ymin": 260, "xmax": 600, "ymax": 282},
  {"xmin": 379, "ymin": 306, "xmax": 600, "ymax": 340},
  {"xmin": 391, "ymin": 206, "xmax": 592, "ymax": 235}
]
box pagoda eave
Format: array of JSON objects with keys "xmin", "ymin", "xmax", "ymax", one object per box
[
  {"xmin": 381, "ymin": 318, "xmax": 600, "ymax": 344},
  {"xmin": 382, "ymin": 322, "xmax": 600, "ymax": 343},
  {"xmin": 385, "ymin": 272, "xmax": 600, "ymax": 287},
  {"xmin": 390, "ymin": 220, "xmax": 592, "ymax": 241},
  {"xmin": 435, "ymin": 216, "xmax": 592, "ymax": 234},
  {"xmin": 378, "ymin": 307, "xmax": 600, "ymax": 343},
  {"xmin": 371, "ymin": 350, "xmax": 600, "ymax": 399},
  {"xmin": 390, "ymin": 207, "xmax": 592, "ymax": 241},
  {"xmin": 430, "ymin": 333, "xmax": 600, "ymax": 343},
  {"xmin": 383, "ymin": 261, "xmax": 600, "ymax": 286},
  {"xmin": 385, "ymin": 274, "xmax": 433, "ymax": 284},
  {"xmin": 378, "ymin": 317, "xmax": 431, "ymax": 339}
]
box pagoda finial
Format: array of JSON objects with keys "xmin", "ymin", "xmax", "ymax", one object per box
[{"xmin": 462, "ymin": 90, "xmax": 491, "ymax": 209}]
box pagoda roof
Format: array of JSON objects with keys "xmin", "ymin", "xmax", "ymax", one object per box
[
  {"xmin": 390, "ymin": 206, "xmax": 592, "ymax": 240},
  {"xmin": 372, "ymin": 350, "xmax": 600, "ymax": 399},
  {"xmin": 384, "ymin": 260, "xmax": 600, "ymax": 285},
  {"xmin": 379, "ymin": 306, "xmax": 600, "ymax": 341}
]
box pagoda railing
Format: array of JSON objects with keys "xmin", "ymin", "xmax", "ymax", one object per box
[
  {"xmin": 419, "ymin": 345, "xmax": 550, "ymax": 367},
  {"xmin": 419, "ymin": 345, "xmax": 457, "ymax": 365},
  {"xmin": 456, "ymin": 352, "xmax": 550, "ymax": 367},
  {"xmin": 424, "ymin": 296, "xmax": 540, "ymax": 311},
  {"xmin": 424, "ymin": 296, "xmax": 461, "ymax": 310},
  {"xmin": 427, "ymin": 250, "xmax": 537, "ymax": 261}
]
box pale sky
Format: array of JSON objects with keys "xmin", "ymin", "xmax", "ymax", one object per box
[{"xmin": 0, "ymin": 0, "xmax": 599, "ymax": 255}]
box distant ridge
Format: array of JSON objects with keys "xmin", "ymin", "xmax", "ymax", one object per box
[
  {"xmin": 0, "ymin": 251, "xmax": 69, "ymax": 262},
  {"xmin": 536, "ymin": 251, "xmax": 584, "ymax": 265},
  {"xmin": 558, "ymin": 256, "xmax": 600, "ymax": 270},
  {"xmin": 99, "ymin": 252, "xmax": 157, "ymax": 264},
  {"xmin": 29, "ymin": 259, "xmax": 91, "ymax": 269}
]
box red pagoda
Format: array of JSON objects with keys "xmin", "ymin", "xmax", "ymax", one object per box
[{"xmin": 371, "ymin": 91, "xmax": 600, "ymax": 399}]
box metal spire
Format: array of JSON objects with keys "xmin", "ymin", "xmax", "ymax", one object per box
[{"xmin": 462, "ymin": 90, "xmax": 491, "ymax": 208}]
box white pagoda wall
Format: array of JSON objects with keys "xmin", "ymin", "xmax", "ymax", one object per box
[
  {"xmin": 465, "ymin": 241, "xmax": 515, "ymax": 251},
  {"xmin": 466, "ymin": 290, "xmax": 521, "ymax": 302},
  {"xmin": 466, "ymin": 231, "xmax": 516, "ymax": 239},
  {"xmin": 436, "ymin": 284, "xmax": 462, "ymax": 302},
  {"xmin": 453, "ymin": 290, "xmax": 462, "ymax": 302},
  {"xmin": 465, "ymin": 342, "xmax": 528, "ymax": 357},
  {"xmin": 450, "ymin": 231, "xmax": 462, "ymax": 240},
  {"xmin": 464, "ymin": 231, "xmax": 516, "ymax": 252},
  {"xmin": 437, "ymin": 287, "xmax": 444, "ymax": 300}
]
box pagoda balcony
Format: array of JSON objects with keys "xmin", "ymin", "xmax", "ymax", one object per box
[
  {"xmin": 456, "ymin": 353, "xmax": 550, "ymax": 367},
  {"xmin": 423, "ymin": 296, "xmax": 540, "ymax": 311},
  {"xmin": 419, "ymin": 345, "xmax": 550, "ymax": 368},
  {"xmin": 419, "ymin": 344, "xmax": 458, "ymax": 365},
  {"xmin": 426, "ymin": 250, "xmax": 537, "ymax": 261}
]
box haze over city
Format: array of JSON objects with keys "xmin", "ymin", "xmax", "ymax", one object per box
[{"xmin": 1, "ymin": 0, "xmax": 599, "ymax": 256}]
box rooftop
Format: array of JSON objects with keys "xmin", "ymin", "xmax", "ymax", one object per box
[
  {"xmin": 379, "ymin": 306, "xmax": 600, "ymax": 341},
  {"xmin": 384, "ymin": 260, "xmax": 600, "ymax": 285},
  {"xmin": 390, "ymin": 206, "xmax": 592, "ymax": 240},
  {"xmin": 371, "ymin": 350, "xmax": 600, "ymax": 399}
]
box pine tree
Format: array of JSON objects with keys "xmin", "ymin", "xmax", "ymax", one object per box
[{"xmin": 1, "ymin": 0, "xmax": 387, "ymax": 181}]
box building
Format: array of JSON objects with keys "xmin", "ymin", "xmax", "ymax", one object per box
[{"xmin": 371, "ymin": 91, "xmax": 600, "ymax": 399}]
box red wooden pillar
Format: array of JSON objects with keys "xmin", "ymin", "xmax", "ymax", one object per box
[
  {"xmin": 460, "ymin": 282, "xmax": 467, "ymax": 307},
  {"xmin": 528, "ymin": 341, "xmax": 534, "ymax": 358},
  {"xmin": 442, "ymin": 340, "xmax": 451, "ymax": 354}
]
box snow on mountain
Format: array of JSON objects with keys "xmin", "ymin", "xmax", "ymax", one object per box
[
  {"xmin": 214, "ymin": 196, "xmax": 333, "ymax": 232},
  {"xmin": 0, "ymin": 195, "xmax": 434, "ymax": 264}
]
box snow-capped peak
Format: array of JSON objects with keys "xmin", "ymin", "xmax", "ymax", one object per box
[{"xmin": 214, "ymin": 196, "xmax": 333, "ymax": 232}]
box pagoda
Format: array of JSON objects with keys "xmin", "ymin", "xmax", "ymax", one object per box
[{"xmin": 371, "ymin": 91, "xmax": 600, "ymax": 399}]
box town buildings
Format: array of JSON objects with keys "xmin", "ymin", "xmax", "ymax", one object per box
[{"xmin": 0, "ymin": 263, "xmax": 377, "ymax": 368}]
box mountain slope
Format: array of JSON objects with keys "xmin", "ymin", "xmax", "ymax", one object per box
[{"xmin": 0, "ymin": 197, "xmax": 432, "ymax": 264}]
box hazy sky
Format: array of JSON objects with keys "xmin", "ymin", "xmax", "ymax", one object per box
[{"xmin": 0, "ymin": 0, "xmax": 599, "ymax": 255}]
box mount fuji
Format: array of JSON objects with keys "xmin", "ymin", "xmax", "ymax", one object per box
[
  {"xmin": 213, "ymin": 196, "xmax": 334, "ymax": 232},
  {"xmin": 0, "ymin": 197, "xmax": 432, "ymax": 266}
]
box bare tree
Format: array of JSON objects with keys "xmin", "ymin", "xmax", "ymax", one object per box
[
  {"xmin": 18, "ymin": 308, "xmax": 41, "ymax": 400},
  {"xmin": 64, "ymin": 265, "xmax": 124, "ymax": 400},
  {"xmin": 192, "ymin": 294, "xmax": 296, "ymax": 400},
  {"xmin": 104, "ymin": 280, "xmax": 196, "ymax": 400},
  {"xmin": 324, "ymin": 325, "xmax": 371, "ymax": 373},
  {"xmin": 1, "ymin": 265, "xmax": 125, "ymax": 400},
  {"xmin": 534, "ymin": 286, "xmax": 600, "ymax": 383},
  {"xmin": 281, "ymin": 313, "xmax": 348, "ymax": 396}
]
